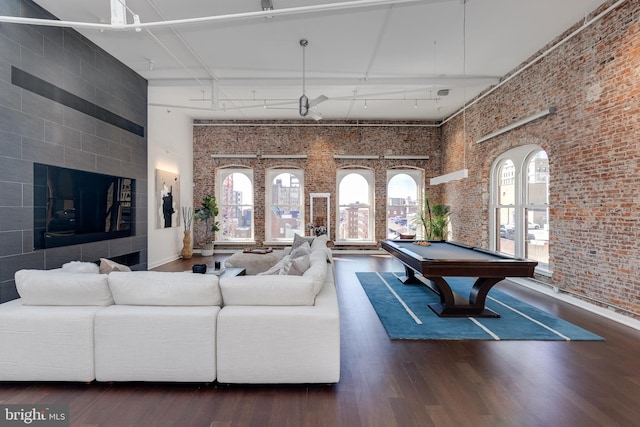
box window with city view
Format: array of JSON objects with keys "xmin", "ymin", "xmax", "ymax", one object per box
[
  {"xmin": 266, "ymin": 169, "xmax": 304, "ymax": 242},
  {"xmin": 491, "ymin": 145, "xmax": 549, "ymax": 270},
  {"xmin": 217, "ymin": 168, "xmax": 254, "ymax": 242},
  {"xmin": 337, "ymin": 169, "xmax": 374, "ymax": 243},
  {"xmin": 386, "ymin": 169, "xmax": 423, "ymax": 239}
]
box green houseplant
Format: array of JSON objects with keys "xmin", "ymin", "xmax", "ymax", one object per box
[
  {"xmin": 414, "ymin": 194, "xmax": 451, "ymax": 240},
  {"xmin": 194, "ymin": 194, "xmax": 220, "ymax": 256}
]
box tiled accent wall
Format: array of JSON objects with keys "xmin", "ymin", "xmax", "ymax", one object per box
[
  {"xmin": 440, "ymin": 0, "xmax": 640, "ymax": 318},
  {"xmin": 0, "ymin": 0, "xmax": 148, "ymax": 302},
  {"xmin": 193, "ymin": 121, "xmax": 441, "ymax": 250}
]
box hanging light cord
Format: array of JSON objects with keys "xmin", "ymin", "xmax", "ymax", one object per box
[
  {"xmin": 301, "ymin": 39, "xmax": 307, "ymax": 96},
  {"xmin": 462, "ymin": 0, "xmax": 467, "ymax": 171}
]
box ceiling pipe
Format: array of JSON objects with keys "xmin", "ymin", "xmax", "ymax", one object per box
[{"xmin": 0, "ymin": 0, "xmax": 448, "ymax": 31}]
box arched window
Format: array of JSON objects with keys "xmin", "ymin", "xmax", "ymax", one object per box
[
  {"xmin": 265, "ymin": 169, "xmax": 304, "ymax": 242},
  {"xmin": 216, "ymin": 168, "xmax": 254, "ymax": 242},
  {"xmin": 337, "ymin": 169, "xmax": 374, "ymax": 243},
  {"xmin": 387, "ymin": 169, "xmax": 423, "ymax": 239},
  {"xmin": 490, "ymin": 145, "xmax": 549, "ymax": 271}
]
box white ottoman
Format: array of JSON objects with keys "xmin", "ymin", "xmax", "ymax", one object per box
[{"xmin": 224, "ymin": 250, "xmax": 284, "ymax": 275}]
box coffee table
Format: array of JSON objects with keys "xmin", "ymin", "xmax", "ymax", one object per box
[
  {"xmin": 206, "ymin": 267, "xmax": 246, "ymax": 277},
  {"xmin": 185, "ymin": 267, "xmax": 246, "ymax": 277}
]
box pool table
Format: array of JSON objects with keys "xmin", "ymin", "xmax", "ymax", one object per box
[{"xmin": 380, "ymin": 239, "xmax": 538, "ymax": 318}]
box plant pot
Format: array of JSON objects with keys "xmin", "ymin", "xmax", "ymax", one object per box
[{"xmin": 201, "ymin": 241, "xmax": 214, "ymax": 257}]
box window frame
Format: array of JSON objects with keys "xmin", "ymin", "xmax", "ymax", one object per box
[
  {"xmin": 336, "ymin": 168, "xmax": 376, "ymax": 244},
  {"xmin": 264, "ymin": 168, "xmax": 305, "ymax": 244},
  {"xmin": 489, "ymin": 144, "xmax": 550, "ymax": 272},
  {"xmin": 216, "ymin": 167, "xmax": 255, "ymax": 244},
  {"xmin": 386, "ymin": 168, "xmax": 424, "ymax": 239}
]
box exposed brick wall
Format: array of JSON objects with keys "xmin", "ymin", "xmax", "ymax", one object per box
[
  {"xmin": 193, "ymin": 122, "xmax": 441, "ymax": 249},
  {"xmin": 440, "ymin": 0, "xmax": 640, "ymax": 318}
]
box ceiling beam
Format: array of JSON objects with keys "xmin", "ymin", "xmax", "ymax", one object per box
[
  {"xmin": 0, "ymin": 0, "xmax": 456, "ymax": 31},
  {"xmin": 148, "ymin": 75, "xmax": 500, "ymax": 88}
]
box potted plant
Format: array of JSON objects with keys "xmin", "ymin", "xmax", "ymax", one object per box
[
  {"xmin": 195, "ymin": 194, "xmax": 220, "ymax": 256},
  {"xmin": 414, "ymin": 194, "xmax": 451, "ymax": 240}
]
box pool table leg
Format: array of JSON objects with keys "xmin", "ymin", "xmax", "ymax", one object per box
[
  {"xmin": 426, "ymin": 277, "xmax": 502, "ymax": 318},
  {"xmin": 398, "ymin": 266, "xmax": 423, "ymax": 284}
]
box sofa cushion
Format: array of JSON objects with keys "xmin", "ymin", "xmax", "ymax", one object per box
[
  {"xmin": 220, "ymin": 275, "xmax": 320, "ymax": 306},
  {"xmin": 0, "ymin": 299, "xmax": 104, "ymax": 381},
  {"xmin": 108, "ymin": 271, "xmax": 222, "ymax": 306},
  {"xmin": 95, "ymin": 305, "xmax": 219, "ymax": 382},
  {"xmin": 15, "ymin": 269, "xmax": 114, "ymax": 306},
  {"xmin": 99, "ymin": 258, "xmax": 131, "ymax": 274}
]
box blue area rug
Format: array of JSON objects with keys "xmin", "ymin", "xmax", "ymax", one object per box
[{"xmin": 356, "ymin": 272, "xmax": 604, "ymax": 341}]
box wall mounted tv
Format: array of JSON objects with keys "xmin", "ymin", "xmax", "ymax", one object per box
[{"xmin": 34, "ymin": 163, "xmax": 135, "ymax": 249}]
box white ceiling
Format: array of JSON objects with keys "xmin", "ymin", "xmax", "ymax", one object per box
[{"xmin": 26, "ymin": 0, "xmax": 609, "ymax": 121}]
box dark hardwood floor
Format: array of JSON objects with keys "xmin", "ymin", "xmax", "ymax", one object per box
[{"xmin": 2, "ymin": 253, "xmax": 640, "ymax": 427}]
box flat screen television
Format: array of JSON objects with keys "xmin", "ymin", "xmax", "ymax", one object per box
[{"xmin": 33, "ymin": 163, "xmax": 135, "ymax": 249}]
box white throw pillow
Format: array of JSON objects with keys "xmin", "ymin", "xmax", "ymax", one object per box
[
  {"xmin": 288, "ymin": 254, "xmax": 310, "ymax": 276},
  {"xmin": 61, "ymin": 261, "xmax": 100, "ymax": 274},
  {"xmin": 99, "ymin": 258, "xmax": 131, "ymax": 274},
  {"xmin": 16, "ymin": 269, "xmax": 114, "ymax": 306},
  {"xmin": 292, "ymin": 233, "xmax": 314, "ymax": 249},
  {"xmin": 257, "ymin": 255, "xmax": 292, "ymax": 275},
  {"xmin": 289, "ymin": 241, "xmax": 311, "ymax": 259}
]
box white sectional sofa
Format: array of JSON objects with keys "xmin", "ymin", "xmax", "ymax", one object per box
[{"xmin": 0, "ymin": 235, "xmax": 339, "ymax": 384}]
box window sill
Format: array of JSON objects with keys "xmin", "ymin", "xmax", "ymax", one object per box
[
  {"xmin": 534, "ymin": 266, "xmax": 552, "ymax": 277},
  {"xmin": 216, "ymin": 241, "xmax": 256, "ymax": 246},
  {"xmin": 263, "ymin": 241, "xmax": 293, "ymax": 246},
  {"xmin": 334, "ymin": 241, "xmax": 378, "ymax": 246}
]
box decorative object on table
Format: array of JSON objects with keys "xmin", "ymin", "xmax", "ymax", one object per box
[
  {"xmin": 208, "ymin": 268, "xmax": 226, "ymax": 276},
  {"xmin": 180, "ymin": 206, "xmax": 194, "ymax": 259},
  {"xmin": 214, "ymin": 261, "xmax": 221, "ymax": 270},
  {"xmin": 195, "ymin": 194, "xmax": 219, "ymax": 256},
  {"xmin": 414, "ymin": 194, "xmax": 450, "ymax": 240},
  {"xmin": 192, "ymin": 264, "xmax": 207, "ymax": 274},
  {"xmin": 307, "ymin": 223, "xmax": 327, "ymax": 237},
  {"xmin": 155, "ymin": 169, "xmax": 180, "ymax": 229}
]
